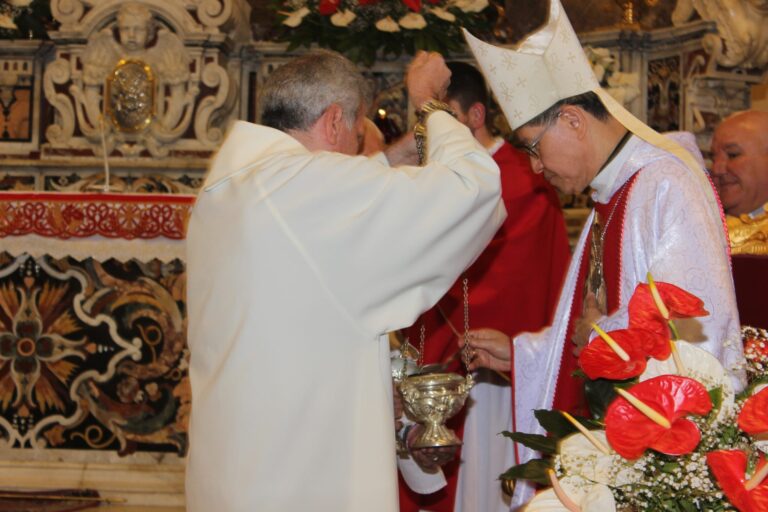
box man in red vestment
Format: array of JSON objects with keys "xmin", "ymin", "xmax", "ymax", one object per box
[{"xmin": 398, "ymin": 62, "xmax": 570, "ymax": 512}]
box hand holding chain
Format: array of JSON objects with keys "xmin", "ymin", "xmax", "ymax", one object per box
[{"xmin": 414, "ymin": 99, "xmax": 456, "ymax": 165}]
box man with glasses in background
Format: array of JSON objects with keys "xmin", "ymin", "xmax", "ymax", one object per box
[{"xmin": 461, "ymin": 1, "xmax": 745, "ymax": 507}]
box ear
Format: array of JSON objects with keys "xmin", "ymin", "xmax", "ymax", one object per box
[
  {"xmin": 558, "ymin": 104, "xmax": 588, "ymax": 140},
  {"xmin": 321, "ymin": 103, "xmax": 345, "ymax": 147},
  {"xmin": 467, "ymin": 102, "xmax": 486, "ymax": 131}
]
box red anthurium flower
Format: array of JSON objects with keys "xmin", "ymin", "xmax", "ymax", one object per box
[
  {"xmin": 738, "ymin": 387, "xmax": 768, "ymax": 436},
  {"xmin": 579, "ymin": 328, "xmax": 662, "ymax": 380},
  {"xmin": 605, "ymin": 375, "xmax": 712, "ymax": 459},
  {"xmin": 402, "ymin": 0, "xmax": 422, "ymax": 12},
  {"xmin": 707, "ymin": 450, "xmax": 768, "ymax": 512},
  {"xmin": 318, "ymin": 0, "xmax": 340, "ymax": 15},
  {"xmin": 628, "ymin": 279, "xmax": 709, "ymax": 336}
]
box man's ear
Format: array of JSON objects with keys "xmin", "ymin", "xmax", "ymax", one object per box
[
  {"xmin": 559, "ymin": 104, "xmax": 588, "ymax": 140},
  {"xmin": 321, "ymin": 103, "xmax": 345, "ymax": 147},
  {"xmin": 467, "ymin": 102, "xmax": 486, "ymax": 131}
]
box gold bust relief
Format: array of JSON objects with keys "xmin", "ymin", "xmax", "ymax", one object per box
[
  {"xmin": 104, "ymin": 59, "xmax": 156, "ymax": 133},
  {"xmin": 728, "ymin": 206, "xmax": 768, "ymax": 256}
]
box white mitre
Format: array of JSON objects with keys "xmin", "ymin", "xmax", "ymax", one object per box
[{"xmin": 463, "ymin": 0, "xmax": 701, "ymax": 174}]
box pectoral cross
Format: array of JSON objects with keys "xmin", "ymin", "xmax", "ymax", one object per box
[{"xmin": 584, "ymin": 213, "xmax": 607, "ymax": 314}]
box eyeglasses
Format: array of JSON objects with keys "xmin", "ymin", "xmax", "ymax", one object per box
[{"xmin": 519, "ymin": 113, "xmax": 561, "ymax": 160}]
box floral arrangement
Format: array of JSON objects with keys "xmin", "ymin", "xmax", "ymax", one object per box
[
  {"xmin": 0, "ymin": 0, "xmax": 53, "ymax": 39},
  {"xmin": 271, "ymin": 0, "xmax": 494, "ymax": 66},
  {"xmin": 503, "ymin": 274, "xmax": 768, "ymax": 512}
]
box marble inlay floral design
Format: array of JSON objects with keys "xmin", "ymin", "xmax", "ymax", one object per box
[{"xmin": 0, "ymin": 253, "xmax": 189, "ymax": 455}]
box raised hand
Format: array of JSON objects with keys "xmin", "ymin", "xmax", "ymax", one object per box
[{"xmin": 405, "ymin": 51, "xmax": 451, "ymax": 109}]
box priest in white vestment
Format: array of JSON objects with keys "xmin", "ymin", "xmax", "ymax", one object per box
[
  {"xmin": 461, "ymin": 1, "xmax": 747, "ymax": 509},
  {"xmin": 185, "ymin": 50, "xmax": 505, "ymax": 512}
]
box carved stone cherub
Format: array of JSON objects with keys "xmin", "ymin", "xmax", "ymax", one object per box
[{"xmin": 72, "ymin": 2, "xmax": 198, "ymax": 154}]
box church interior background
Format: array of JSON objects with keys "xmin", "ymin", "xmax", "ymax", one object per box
[{"xmin": 0, "ymin": 0, "xmax": 764, "ymax": 509}]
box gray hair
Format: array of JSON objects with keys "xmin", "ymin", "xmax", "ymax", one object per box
[{"xmin": 258, "ymin": 49, "xmax": 370, "ymax": 132}]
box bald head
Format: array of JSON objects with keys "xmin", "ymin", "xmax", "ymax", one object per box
[{"xmin": 710, "ymin": 110, "xmax": 768, "ymax": 216}]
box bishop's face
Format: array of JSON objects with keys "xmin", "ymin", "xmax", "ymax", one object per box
[{"xmin": 516, "ymin": 115, "xmax": 593, "ymax": 195}]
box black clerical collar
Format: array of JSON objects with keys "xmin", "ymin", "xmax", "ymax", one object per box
[{"xmin": 597, "ymin": 129, "xmax": 632, "ymax": 176}]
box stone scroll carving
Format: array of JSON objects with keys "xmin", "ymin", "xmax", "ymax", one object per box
[
  {"xmin": 672, "ymin": 0, "xmax": 768, "ymax": 69},
  {"xmin": 43, "ymin": 0, "xmax": 246, "ymax": 159},
  {"xmin": 52, "ymin": 0, "xmax": 234, "ymax": 34}
]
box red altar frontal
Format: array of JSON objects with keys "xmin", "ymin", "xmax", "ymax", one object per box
[{"xmin": 0, "ymin": 192, "xmax": 194, "ymax": 456}]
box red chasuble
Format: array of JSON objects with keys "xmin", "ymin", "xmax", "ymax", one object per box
[
  {"xmin": 551, "ymin": 172, "xmax": 641, "ymax": 415},
  {"xmin": 398, "ymin": 142, "xmax": 570, "ymax": 512}
]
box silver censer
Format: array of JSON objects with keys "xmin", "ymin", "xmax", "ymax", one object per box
[{"xmin": 398, "ymin": 371, "xmax": 474, "ymax": 448}]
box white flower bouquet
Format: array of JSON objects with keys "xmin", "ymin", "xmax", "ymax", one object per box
[
  {"xmin": 271, "ymin": 0, "xmax": 494, "ymax": 66},
  {"xmin": 503, "ymin": 275, "xmax": 768, "ymax": 512}
]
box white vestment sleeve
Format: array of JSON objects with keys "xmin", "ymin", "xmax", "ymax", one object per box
[
  {"xmin": 301, "ymin": 111, "xmax": 506, "ymax": 337},
  {"xmin": 599, "ymin": 165, "xmax": 745, "ymax": 389},
  {"xmin": 397, "ymin": 456, "xmax": 447, "ymax": 494}
]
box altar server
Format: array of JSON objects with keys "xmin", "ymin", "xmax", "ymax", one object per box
[{"xmin": 185, "ymin": 49, "xmax": 505, "ymax": 512}]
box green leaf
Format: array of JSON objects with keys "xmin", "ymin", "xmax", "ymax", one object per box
[
  {"xmin": 501, "ymin": 431, "xmax": 557, "ymax": 454},
  {"xmin": 661, "ymin": 461, "xmax": 679, "ymax": 474},
  {"xmin": 500, "ymin": 458, "xmax": 552, "ymax": 486},
  {"xmin": 585, "ymin": 377, "xmax": 635, "ymax": 419},
  {"xmin": 708, "ymin": 386, "xmax": 723, "ymax": 413},
  {"xmin": 680, "ymin": 499, "xmax": 698, "ymax": 512},
  {"xmin": 534, "ymin": 409, "xmax": 602, "ymax": 438}
]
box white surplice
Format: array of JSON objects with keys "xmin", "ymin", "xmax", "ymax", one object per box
[
  {"xmin": 185, "ymin": 111, "xmax": 506, "ymax": 512},
  {"xmin": 510, "ymin": 133, "xmax": 747, "ymax": 510}
]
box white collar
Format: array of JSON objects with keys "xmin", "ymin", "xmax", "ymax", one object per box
[
  {"xmin": 747, "ymin": 203, "xmax": 768, "ymax": 219},
  {"xmin": 590, "ymin": 134, "xmax": 641, "ymax": 204},
  {"xmin": 488, "ymin": 137, "xmax": 505, "ymax": 157}
]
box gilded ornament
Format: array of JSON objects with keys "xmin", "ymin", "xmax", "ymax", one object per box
[
  {"xmin": 727, "ymin": 206, "xmax": 768, "ymax": 256},
  {"xmin": 105, "ymin": 59, "xmax": 156, "ymax": 133}
]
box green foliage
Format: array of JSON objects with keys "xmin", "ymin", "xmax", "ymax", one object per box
[
  {"xmin": 533, "ymin": 409, "xmax": 602, "ymax": 438},
  {"xmin": 500, "ymin": 431, "xmax": 556, "ymax": 455},
  {"xmin": 708, "ymin": 386, "xmax": 723, "ymax": 410},
  {"xmin": 270, "ymin": 0, "xmax": 495, "ymax": 66},
  {"xmin": 499, "ymin": 458, "xmax": 552, "ymax": 486},
  {"xmin": 584, "ymin": 376, "xmax": 635, "ymax": 419}
]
